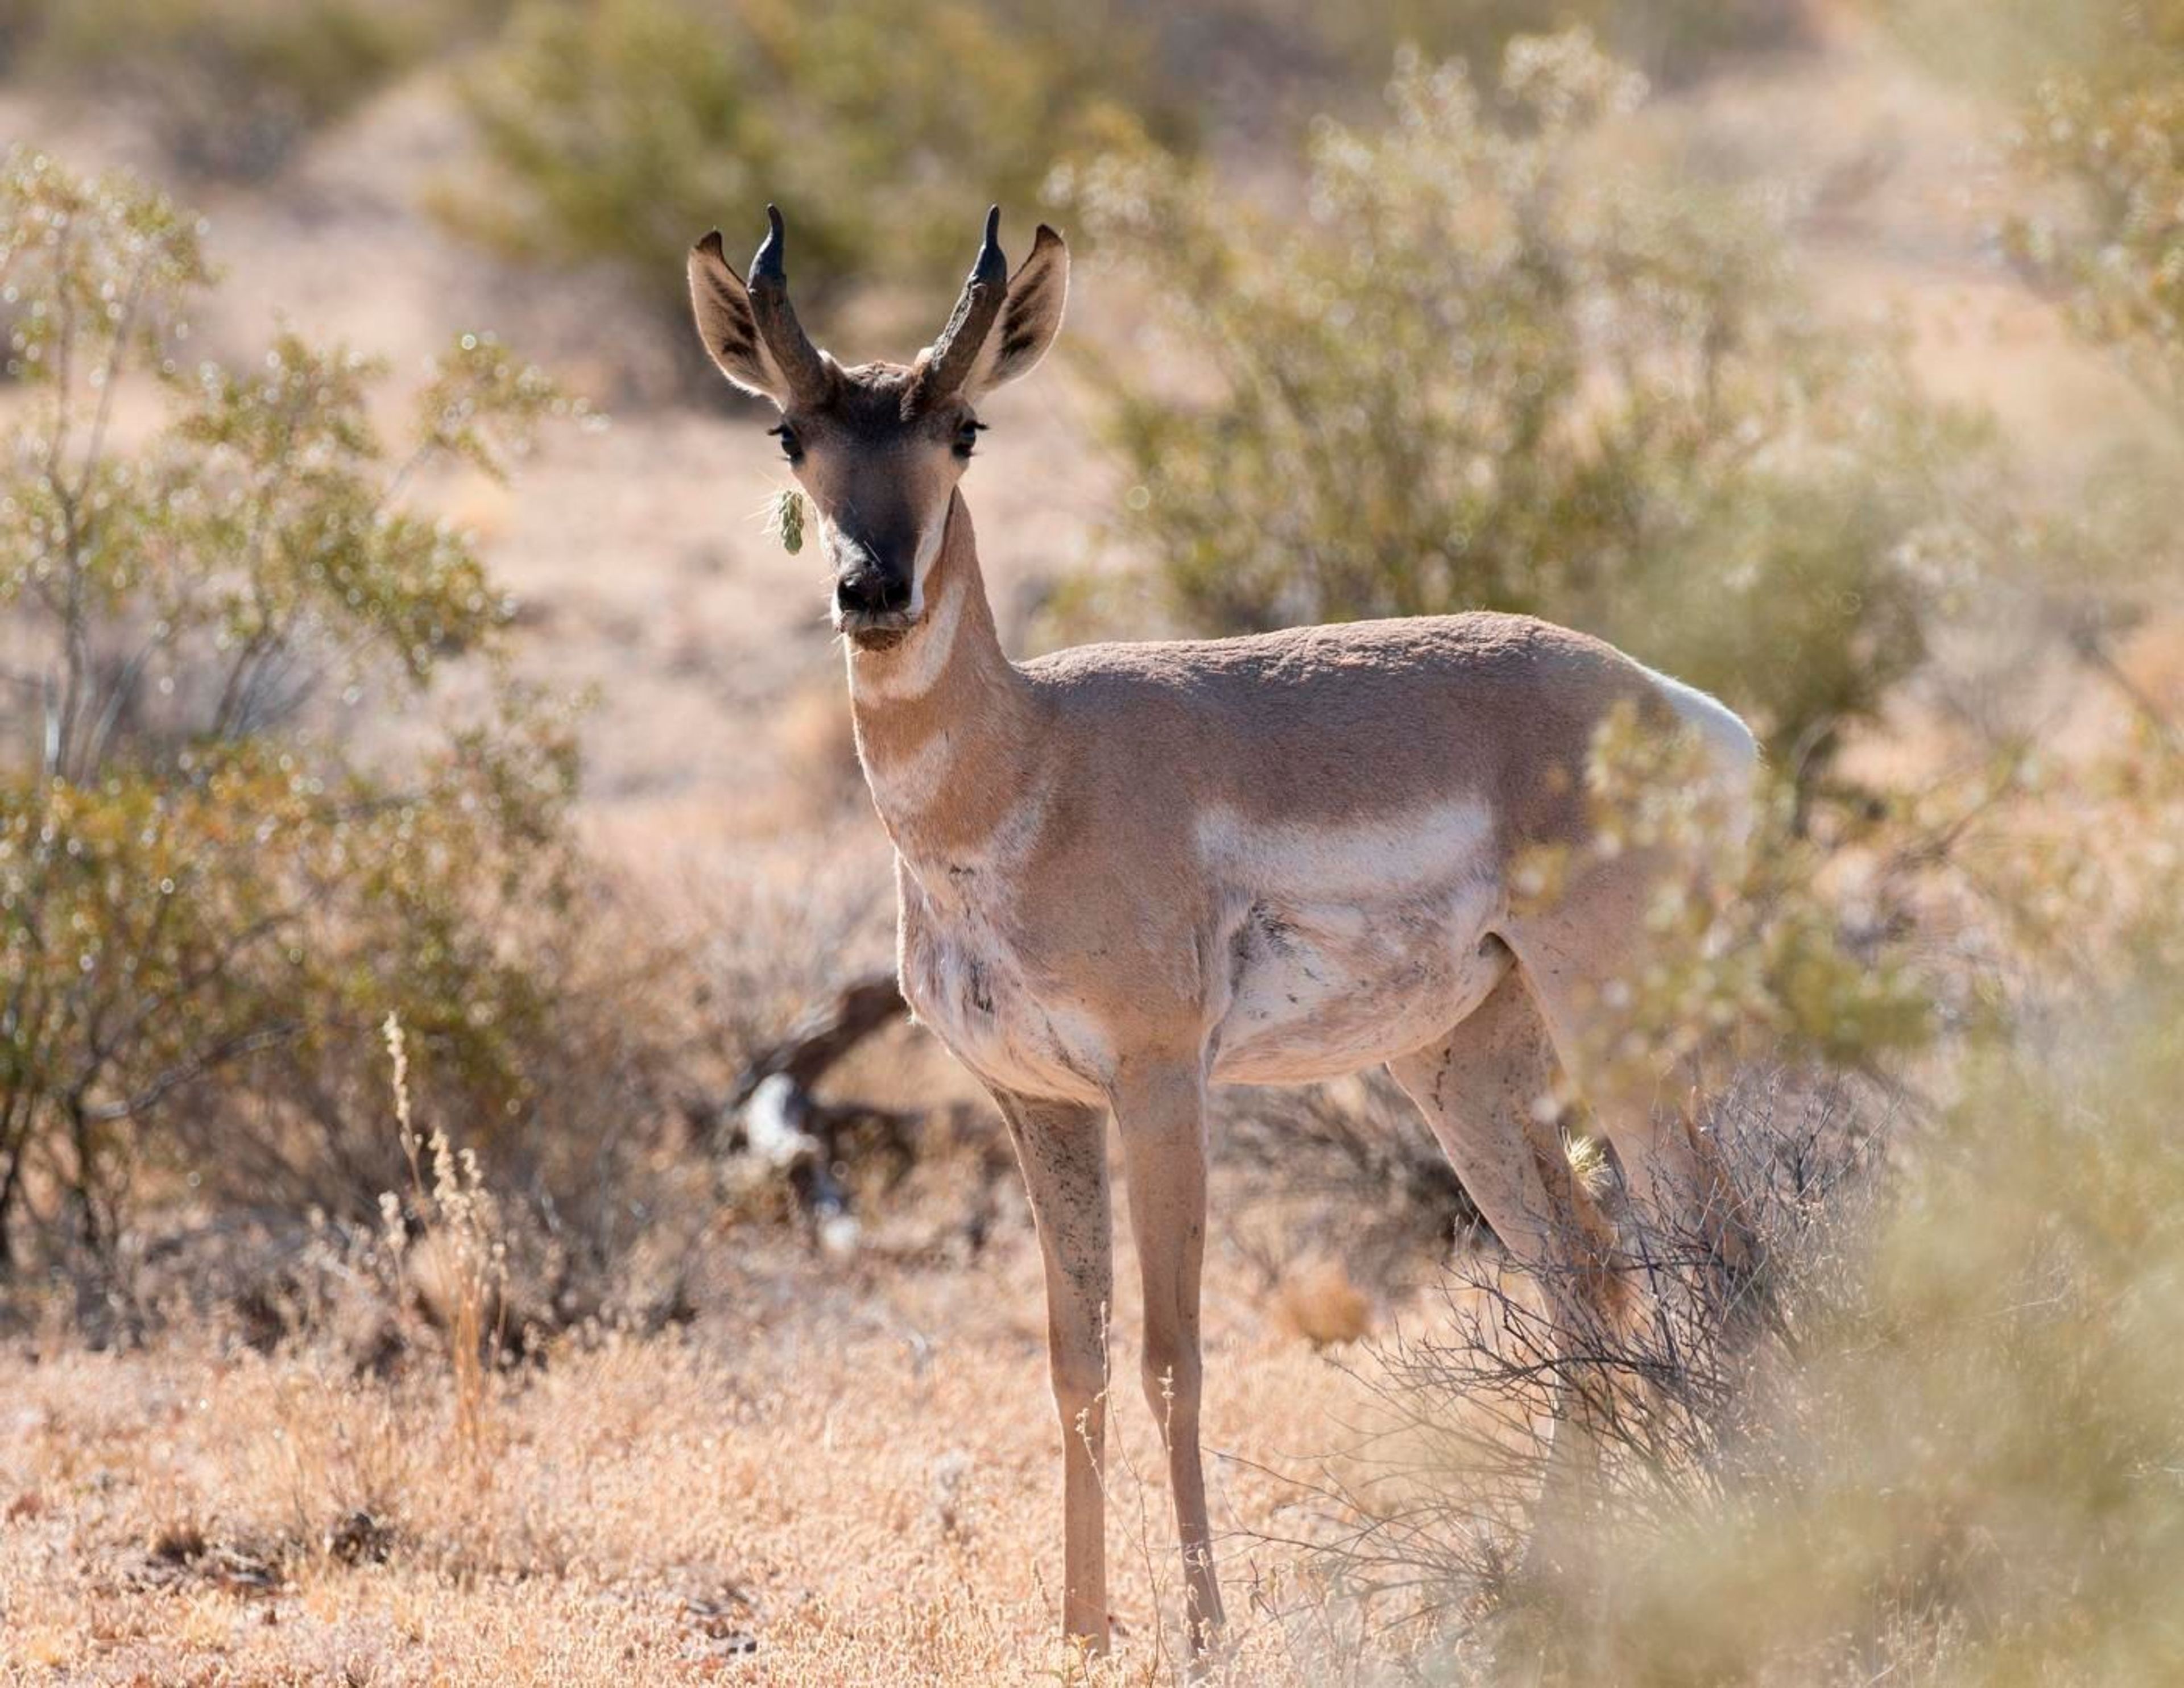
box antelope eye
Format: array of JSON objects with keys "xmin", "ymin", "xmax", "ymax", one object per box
[
  {"xmin": 954, "ymin": 419, "xmax": 986, "ymax": 460},
  {"xmin": 768, "ymin": 422, "xmax": 803, "ymax": 462}
]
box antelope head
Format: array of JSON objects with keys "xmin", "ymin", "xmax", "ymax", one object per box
[{"xmin": 688, "ymin": 205, "xmax": 1069, "ymax": 649}]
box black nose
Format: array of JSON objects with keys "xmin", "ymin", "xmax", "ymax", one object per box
[{"xmin": 835, "ymin": 566, "xmax": 910, "ymax": 617}]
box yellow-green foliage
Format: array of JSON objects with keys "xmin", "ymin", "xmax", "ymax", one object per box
[
  {"xmin": 1060, "ymin": 34, "xmax": 2011, "ymax": 771},
  {"xmin": 1517, "ymin": 702, "xmax": 1933, "ymax": 1084},
  {"xmin": 448, "ymin": 0, "xmax": 1182, "ymax": 324},
  {"xmin": 1249, "ymin": 0, "xmax": 1809, "ymax": 90},
  {"xmin": 10, "ymin": 0, "xmax": 505, "ymax": 179},
  {"xmin": 1548, "ymin": 962, "xmax": 2184, "ymax": 1685},
  {"xmin": 2012, "ymin": 67, "xmax": 2184, "ymax": 414},
  {"xmin": 0, "ymin": 151, "xmax": 588, "ymax": 1260},
  {"xmin": 1876, "ymin": 0, "xmax": 2184, "ymax": 98},
  {"xmin": 1873, "ymin": 2, "xmax": 2184, "ymax": 408}
]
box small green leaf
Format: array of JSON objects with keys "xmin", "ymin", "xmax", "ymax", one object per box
[{"xmin": 771, "ymin": 487, "xmax": 807, "ymax": 556}]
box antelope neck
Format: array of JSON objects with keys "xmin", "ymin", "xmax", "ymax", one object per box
[{"xmin": 845, "ymin": 492, "xmax": 1043, "ymax": 859}]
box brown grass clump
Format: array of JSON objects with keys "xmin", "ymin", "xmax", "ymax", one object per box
[
  {"xmin": 1271, "ymin": 1256, "xmax": 1375, "ymax": 1350},
  {"xmin": 378, "ymin": 1012, "xmax": 508, "ymax": 1471}
]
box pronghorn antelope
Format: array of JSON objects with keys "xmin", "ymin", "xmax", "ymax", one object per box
[{"xmin": 689, "ymin": 206, "xmax": 1759, "ymax": 1657}]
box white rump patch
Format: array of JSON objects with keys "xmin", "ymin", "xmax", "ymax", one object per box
[{"xmin": 1636, "ymin": 662, "xmax": 1760, "ymax": 845}]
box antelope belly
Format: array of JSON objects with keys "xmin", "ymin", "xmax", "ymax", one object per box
[
  {"xmin": 1209, "ymin": 885, "xmax": 1508, "ymax": 1084},
  {"xmin": 1196, "ymin": 798, "xmax": 1507, "ymax": 1083}
]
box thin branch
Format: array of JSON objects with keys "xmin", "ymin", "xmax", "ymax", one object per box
[
  {"xmin": 73, "ymin": 251, "xmax": 154, "ymax": 507},
  {"xmin": 85, "ymin": 1023, "xmax": 304, "ymax": 1125},
  {"xmin": 2073, "ymin": 624, "xmax": 2181, "ymax": 757}
]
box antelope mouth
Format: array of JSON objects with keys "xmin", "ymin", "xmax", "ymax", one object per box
[{"xmin": 838, "ymin": 610, "xmax": 918, "ymax": 651}]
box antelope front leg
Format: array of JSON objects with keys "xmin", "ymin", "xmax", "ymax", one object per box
[
  {"xmin": 1112, "ymin": 1060, "xmax": 1227, "ymax": 1655},
  {"xmin": 992, "ymin": 1088, "xmax": 1114, "ymax": 1656}
]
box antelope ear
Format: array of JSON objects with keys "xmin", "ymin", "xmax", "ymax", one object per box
[
  {"xmin": 688, "ymin": 231, "xmax": 792, "ymax": 402},
  {"xmin": 957, "ymin": 225, "xmax": 1068, "ymax": 400}
]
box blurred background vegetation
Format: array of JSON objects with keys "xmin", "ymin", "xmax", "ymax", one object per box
[
  {"xmin": 1, "ymin": 0, "xmax": 2181, "ymax": 1678},
  {"xmin": 1059, "ymin": 38, "xmax": 1987, "ymax": 777},
  {"xmin": 1, "ymin": 0, "xmax": 508, "ymax": 178}
]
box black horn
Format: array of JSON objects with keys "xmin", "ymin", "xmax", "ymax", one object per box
[
  {"xmin": 747, "ymin": 205, "xmax": 832, "ymax": 404},
  {"xmin": 919, "ymin": 206, "xmax": 1008, "ymax": 403}
]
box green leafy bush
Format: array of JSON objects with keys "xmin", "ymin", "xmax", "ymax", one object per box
[
  {"xmin": 446, "ymin": 0, "xmax": 1183, "ymax": 328},
  {"xmin": 1875, "ymin": 0, "xmax": 2184, "ymax": 100},
  {"xmin": 1058, "ymin": 34, "xmax": 2018, "ymax": 774},
  {"xmin": 0, "ymin": 150, "xmax": 606, "ymax": 1265},
  {"xmin": 1234, "ymin": 0, "xmax": 1811, "ymax": 92},
  {"xmin": 1873, "ymin": 2, "xmax": 2184, "ymax": 413},
  {"xmin": 2009, "ymin": 38, "xmax": 2184, "ymax": 415},
  {"xmin": 1528, "ymin": 961, "xmax": 2184, "ymax": 1685}
]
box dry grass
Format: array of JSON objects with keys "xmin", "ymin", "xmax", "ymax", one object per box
[
  {"xmin": 0, "ymin": 990, "xmax": 1497, "ymax": 1681},
  {"xmin": 0, "ymin": 1180, "xmax": 1525, "ymax": 1684},
  {"xmin": 380, "ymin": 1013, "xmax": 504, "ymax": 1470}
]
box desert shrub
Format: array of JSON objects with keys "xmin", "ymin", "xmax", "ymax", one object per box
[
  {"xmin": 1276, "ymin": 697, "xmax": 2184, "ymax": 1680},
  {"xmin": 1878, "ymin": 1, "xmax": 2184, "ymax": 814},
  {"xmin": 1232, "ymin": 0, "xmax": 1811, "ymax": 93},
  {"xmin": 10, "ymin": 0, "xmax": 507, "ymax": 180},
  {"xmin": 1872, "ymin": 3, "xmax": 2184, "ymax": 413},
  {"xmin": 445, "ymin": 0, "xmax": 1184, "ymax": 331},
  {"xmin": 1876, "ymin": 0, "xmax": 2184, "ymax": 100},
  {"xmin": 1222, "ymin": 1070, "xmax": 1485, "ymax": 1289},
  {"xmin": 1306, "ymin": 964, "xmax": 2184, "ymax": 1685},
  {"xmin": 0, "ymin": 150, "xmax": 624, "ymax": 1269},
  {"xmin": 1503, "ymin": 965, "xmax": 2182, "ymax": 1684},
  {"xmin": 1057, "ymin": 34, "xmax": 2027, "ymax": 779},
  {"xmin": 2009, "ymin": 47, "xmax": 2184, "ymax": 416}
]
